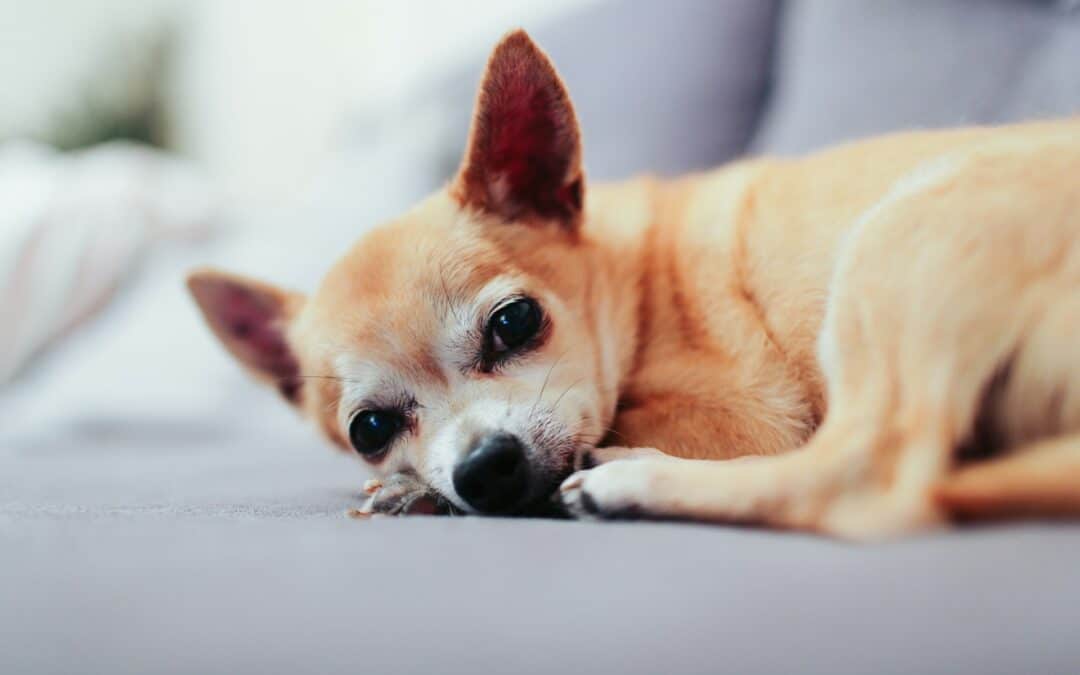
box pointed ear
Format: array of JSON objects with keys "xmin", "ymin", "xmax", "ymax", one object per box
[
  {"xmin": 452, "ymin": 29, "xmax": 584, "ymax": 228},
  {"xmin": 186, "ymin": 268, "xmax": 306, "ymax": 404}
]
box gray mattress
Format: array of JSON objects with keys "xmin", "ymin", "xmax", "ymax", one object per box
[{"xmin": 4, "ymin": 433, "xmax": 1079, "ymax": 675}]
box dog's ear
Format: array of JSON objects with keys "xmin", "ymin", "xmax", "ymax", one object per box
[
  {"xmin": 186, "ymin": 268, "xmax": 306, "ymax": 404},
  {"xmin": 453, "ymin": 29, "xmax": 584, "ymax": 229}
]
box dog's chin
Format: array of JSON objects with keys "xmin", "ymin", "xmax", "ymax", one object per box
[
  {"xmin": 429, "ymin": 489, "xmax": 569, "ymax": 518},
  {"xmin": 518, "ymin": 497, "xmax": 573, "ymax": 519},
  {"xmin": 516, "ymin": 468, "xmax": 576, "ymax": 518}
]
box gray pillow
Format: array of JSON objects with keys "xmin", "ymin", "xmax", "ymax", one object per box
[
  {"xmin": 753, "ymin": 0, "xmax": 1080, "ymax": 156},
  {"xmin": 417, "ymin": 0, "xmax": 780, "ymax": 182}
]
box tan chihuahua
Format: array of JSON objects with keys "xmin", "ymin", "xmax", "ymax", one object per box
[{"xmin": 189, "ymin": 30, "xmax": 1080, "ymax": 538}]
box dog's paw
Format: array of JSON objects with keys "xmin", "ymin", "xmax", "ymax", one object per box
[
  {"xmin": 559, "ymin": 458, "xmax": 666, "ymax": 520},
  {"xmin": 349, "ymin": 473, "xmax": 452, "ymax": 518}
]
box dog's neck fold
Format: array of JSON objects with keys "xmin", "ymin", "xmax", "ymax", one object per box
[{"xmin": 571, "ymin": 177, "xmax": 667, "ymax": 424}]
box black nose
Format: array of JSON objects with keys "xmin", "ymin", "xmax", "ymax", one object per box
[{"xmin": 453, "ymin": 432, "xmax": 530, "ymax": 513}]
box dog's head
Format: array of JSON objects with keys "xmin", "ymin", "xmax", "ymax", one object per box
[{"xmin": 188, "ymin": 31, "xmax": 624, "ymax": 515}]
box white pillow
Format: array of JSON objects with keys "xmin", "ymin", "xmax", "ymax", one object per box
[{"xmin": 0, "ymin": 140, "xmax": 215, "ymax": 382}]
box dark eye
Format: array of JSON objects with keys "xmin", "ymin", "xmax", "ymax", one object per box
[
  {"xmin": 348, "ymin": 410, "xmax": 404, "ymax": 457},
  {"xmin": 487, "ymin": 298, "xmax": 542, "ymax": 356}
]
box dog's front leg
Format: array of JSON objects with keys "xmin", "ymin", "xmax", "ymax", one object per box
[
  {"xmin": 558, "ymin": 416, "xmax": 948, "ymax": 539},
  {"xmin": 559, "ymin": 444, "xmax": 833, "ymax": 529},
  {"xmin": 349, "ymin": 473, "xmax": 455, "ymax": 517}
]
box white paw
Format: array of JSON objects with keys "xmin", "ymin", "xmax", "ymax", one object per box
[{"xmin": 559, "ymin": 459, "xmax": 665, "ymax": 519}]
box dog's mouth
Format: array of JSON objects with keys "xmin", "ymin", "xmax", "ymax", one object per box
[
  {"xmin": 510, "ymin": 442, "xmax": 580, "ymax": 517},
  {"xmin": 450, "ymin": 467, "xmax": 575, "ymax": 518},
  {"xmin": 405, "ymin": 485, "xmax": 569, "ymax": 518},
  {"xmin": 515, "ymin": 467, "xmax": 577, "ymax": 518},
  {"xmin": 404, "ymin": 492, "xmax": 463, "ymax": 517}
]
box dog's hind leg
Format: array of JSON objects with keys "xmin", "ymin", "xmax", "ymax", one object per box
[
  {"xmin": 936, "ymin": 434, "xmax": 1080, "ymax": 520},
  {"xmin": 933, "ymin": 278, "xmax": 1080, "ymax": 521}
]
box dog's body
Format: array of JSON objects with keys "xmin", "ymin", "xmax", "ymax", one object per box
[
  {"xmin": 562, "ymin": 119, "xmax": 1080, "ymax": 536},
  {"xmin": 190, "ymin": 31, "xmax": 1080, "ymax": 538}
]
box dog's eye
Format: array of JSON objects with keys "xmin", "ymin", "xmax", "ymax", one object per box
[
  {"xmin": 348, "ymin": 410, "xmax": 404, "ymax": 457},
  {"xmin": 487, "ymin": 298, "xmax": 542, "ymax": 355}
]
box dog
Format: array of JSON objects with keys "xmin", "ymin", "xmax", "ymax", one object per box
[{"xmin": 188, "ymin": 30, "xmax": 1080, "ymax": 538}]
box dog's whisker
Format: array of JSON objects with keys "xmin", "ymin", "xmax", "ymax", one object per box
[
  {"xmin": 598, "ymin": 425, "xmax": 632, "ymax": 446},
  {"xmin": 530, "ymin": 351, "xmax": 567, "ymax": 420},
  {"xmin": 438, "ymin": 256, "xmax": 463, "ymax": 324},
  {"xmin": 290, "ymin": 374, "xmax": 369, "ymax": 384},
  {"xmin": 550, "ymin": 378, "xmax": 583, "ymax": 415}
]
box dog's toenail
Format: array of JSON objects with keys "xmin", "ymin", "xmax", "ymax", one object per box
[
  {"xmin": 580, "ymin": 491, "xmax": 601, "ymax": 515},
  {"xmin": 362, "ymin": 478, "xmax": 383, "ymax": 495},
  {"xmin": 560, "ymin": 474, "xmax": 584, "ymax": 492},
  {"xmin": 346, "ymin": 508, "xmax": 373, "ymax": 519}
]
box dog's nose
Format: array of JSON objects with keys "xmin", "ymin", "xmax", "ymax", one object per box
[{"xmin": 453, "ymin": 432, "xmax": 530, "ymax": 513}]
